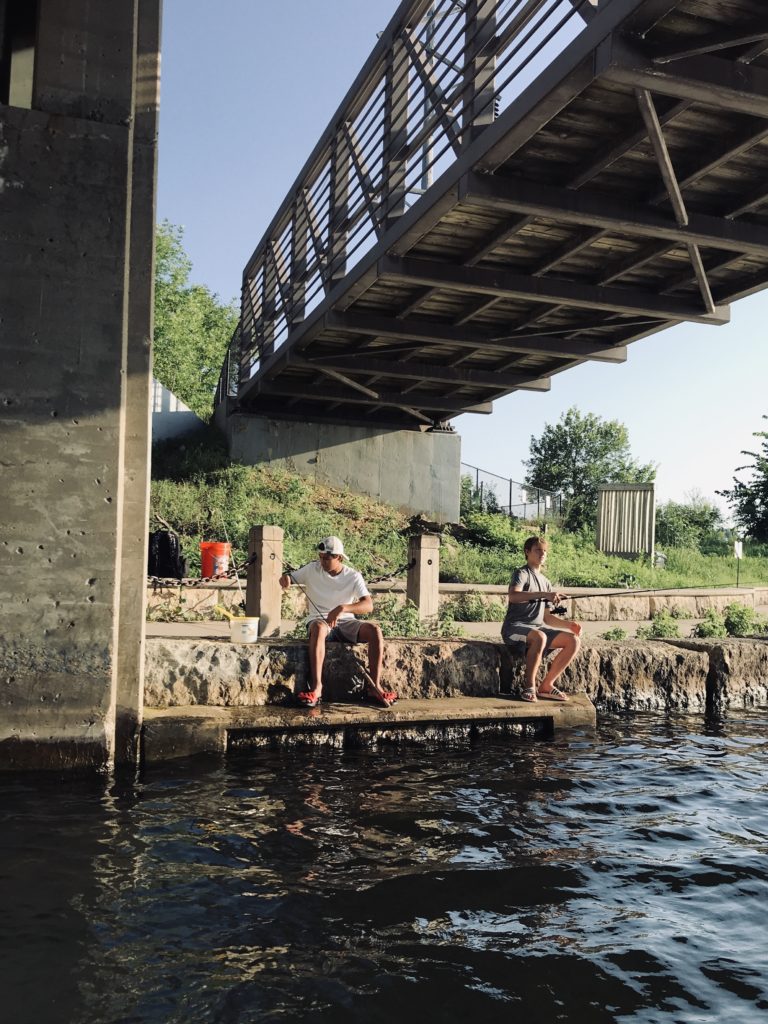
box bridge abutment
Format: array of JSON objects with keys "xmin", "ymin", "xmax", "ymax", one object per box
[{"xmin": 220, "ymin": 411, "xmax": 461, "ymax": 524}]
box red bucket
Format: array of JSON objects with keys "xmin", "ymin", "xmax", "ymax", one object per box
[{"xmin": 200, "ymin": 541, "xmax": 231, "ymax": 579}]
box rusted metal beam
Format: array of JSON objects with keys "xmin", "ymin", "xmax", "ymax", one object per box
[
  {"xmin": 634, "ymin": 88, "xmax": 715, "ymax": 313},
  {"xmin": 325, "ymin": 310, "xmax": 629, "ymax": 361},
  {"xmin": 301, "ymin": 353, "xmax": 552, "ymax": 391},
  {"xmin": 459, "ymin": 171, "xmax": 768, "ymax": 257},
  {"xmin": 378, "ymin": 255, "xmax": 730, "ymax": 324},
  {"xmin": 653, "ymin": 29, "xmax": 768, "ymax": 65},
  {"xmin": 255, "ymin": 380, "xmax": 494, "ymax": 415},
  {"xmin": 603, "ymin": 42, "xmax": 768, "ymax": 119}
]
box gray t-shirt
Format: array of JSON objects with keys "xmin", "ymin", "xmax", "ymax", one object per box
[{"xmin": 502, "ymin": 565, "xmax": 554, "ymax": 627}]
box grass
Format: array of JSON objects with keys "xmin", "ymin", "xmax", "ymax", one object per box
[{"xmin": 150, "ymin": 431, "xmax": 768, "ymax": 592}]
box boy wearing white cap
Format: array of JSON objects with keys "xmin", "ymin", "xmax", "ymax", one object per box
[{"xmin": 279, "ymin": 536, "xmax": 396, "ymax": 708}]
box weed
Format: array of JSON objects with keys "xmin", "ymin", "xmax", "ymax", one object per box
[
  {"xmin": 636, "ymin": 609, "xmax": 681, "ymax": 639},
  {"xmin": 374, "ymin": 596, "xmax": 462, "ymax": 638},
  {"xmin": 442, "ymin": 593, "xmax": 507, "ymax": 622},
  {"xmin": 601, "ymin": 627, "xmax": 628, "ymax": 641},
  {"xmin": 692, "ymin": 609, "xmax": 728, "ymax": 638},
  {"xmin": 723, "ymin": 602, "xmax": 767, "ymax": 637}
]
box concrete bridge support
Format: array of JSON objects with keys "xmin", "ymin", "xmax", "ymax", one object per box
[
  {"xmin": 0, "ymin": 0, "xmax": 161, "ymax": 769},
  {"xmin": 220, "ymin": 411, "xmax": 461, "ymax": 524}
]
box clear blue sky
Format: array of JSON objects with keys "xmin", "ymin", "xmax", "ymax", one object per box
[{"xmin": 157, "ymin": 0, "xmax": 768, "ymax": 513}]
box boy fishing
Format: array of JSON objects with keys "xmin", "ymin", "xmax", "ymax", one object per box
[
  {"xmin": 279, "ymin": 535, "xmax": 397, "ymax": 708},
  {"xmin": 502, "ymin": 535, "xmax": 581, "ymax": 702}
]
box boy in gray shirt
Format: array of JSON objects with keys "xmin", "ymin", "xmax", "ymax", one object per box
[{"xmin": 501, "ymin": 536, "xmax": 581, "ymax": 702}]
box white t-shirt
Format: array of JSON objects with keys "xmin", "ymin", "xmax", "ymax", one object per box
[{"xmin": 290, "ymin": 561, "xmax": 370, "ymax": 621}]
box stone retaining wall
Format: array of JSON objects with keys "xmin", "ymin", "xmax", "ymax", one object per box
[{"xmin": 144, "ymin": 637, "xmax": 768, "ymax": 715}]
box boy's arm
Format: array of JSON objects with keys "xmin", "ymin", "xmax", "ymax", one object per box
[
  {"xmin": 543, "ymin": 608, "xmax": 582, "ymax": 635},
  {"xmin": 326, "ymin": 594, "xmax": 373, "ymax": 626},
  {"xmin": 507, "ymin": 584, "xmax": 565, "ymax": 604}
]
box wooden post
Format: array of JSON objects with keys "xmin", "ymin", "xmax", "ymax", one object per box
[
  {"xmin": 406, "ymin": 534, "xmax": 440, "ymax": 621},
  {"xmin": 246, "ymin": 525, "xmax": 284, "ymax": 637}
]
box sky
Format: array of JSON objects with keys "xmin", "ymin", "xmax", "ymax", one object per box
[{"xmin": 157, "ymin": 0, "xmax": 768, "ymax": 513}]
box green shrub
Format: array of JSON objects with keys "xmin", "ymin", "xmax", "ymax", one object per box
[
  {"xmin": 373, "ymin": 596, "xmax": 462, "ymax": 639},
  {"xmin": 442, "ymin": 593, "xmax": 507, "ymax": 622},
  {"xmin": 601, "ymin": 627, "xmax": 628, "ymax": 641},
  {"xmin": 723, "ymin": 602, "xmax": 760, "ymax": 637},
  {"xmin": 692, "ymin": 609, "xmax": 727, "ymax": 638},
  {"xmin": 636, "ymin": 609, "xmax": 681, "ymax": 639}
]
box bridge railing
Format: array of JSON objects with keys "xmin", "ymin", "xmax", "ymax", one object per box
[
  {"xmin": 461, "ymin": 461, "xmax": 563, "ymax": 519},
  {"xmin": 228, "ymin": 0, "xmax": 597, "ymax": 395}
]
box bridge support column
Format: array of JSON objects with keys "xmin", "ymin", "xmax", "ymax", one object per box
[{"xmin": 0, "ymin": 0, "xmax": 161, "ymax": 771}]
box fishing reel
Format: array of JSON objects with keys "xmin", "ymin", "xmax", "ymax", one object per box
[{"xmin": 551, "ymin": 603, "xmax": 568, "ymax": 616}]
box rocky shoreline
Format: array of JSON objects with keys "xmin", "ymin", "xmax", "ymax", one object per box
[{"xmin": 145, "ymin": 637, "xmax": 768, "ymax": 716}]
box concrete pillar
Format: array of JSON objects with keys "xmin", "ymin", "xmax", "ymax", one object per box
[
  {"xmin": 0, "ymin": 0, "xmax": 161, "ymax": 770},
  {"xmin": 114, "ymin": 0, "xmax": 162, "ymax": 767},
  {"xmin": 246, "ymin": 526, "xmax": 284, "ymax": 637},
  {"xmin": 407, "ymin": 534, "xmax": 440, "ymax": 621}
]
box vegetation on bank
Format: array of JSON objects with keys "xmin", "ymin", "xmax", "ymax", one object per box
[{"xmin": 151, "ymin": 432, "xmax": 768, "ymax": 593}]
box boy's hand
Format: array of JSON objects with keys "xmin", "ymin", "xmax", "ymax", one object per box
[{"xmin": 326, "ymin": 605, "xmax": 345, "ymax": 627}]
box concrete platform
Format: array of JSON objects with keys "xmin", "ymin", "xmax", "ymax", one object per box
[{"xmin": 141, "ymin": 694, "xmax": 596, "ymax": 763}]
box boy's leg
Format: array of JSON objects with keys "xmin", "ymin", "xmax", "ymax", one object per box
[
  {"xmin": 538, "ymin": 630, "xmax": 580, "ymax": 694},
  {"xmin": 524, "ymin": 629, "xmax": 547, "ymax": 692},
  {"xmin": 307, "ymin": 620, "xmax": 331, "ymax": 694},
  {"xmin": 357, "ymin": 621, "xmax": 384, "ymax": 690}
]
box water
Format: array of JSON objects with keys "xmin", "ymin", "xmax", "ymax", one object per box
[{"xmin": 2, "ymin": 712, "xmax": 767, "ymax": 1024}]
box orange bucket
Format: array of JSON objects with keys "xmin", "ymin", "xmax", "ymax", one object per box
[{"xmin": 200, "ymin": 541, "xmax": 231, "ymax": 579}]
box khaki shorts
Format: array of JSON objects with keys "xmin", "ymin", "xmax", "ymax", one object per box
[
  {"xmin": 307, "ymin": 617, "xmax": 363, "ymax": 643},
  {"xmin": 501, "ymin": 622, "xmax": 563, "ymax": 657}
]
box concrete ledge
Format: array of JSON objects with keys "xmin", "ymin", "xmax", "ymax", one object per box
[
  {"xmin": 147, "ymin": 583, "xmax": 768, "ymax": 623},
  {"xmin": 141, "ymin": 695, "xmax": 596, "ymax": 762},
  {"xmin": 145, "ymin": 636, "xmax": 722, "ymax": 714},
  {"xmin": 662, "ymin": 638, "xmax": 768, "ymax": 713}
]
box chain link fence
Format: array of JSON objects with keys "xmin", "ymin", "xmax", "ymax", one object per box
[{"xmin": 461, "ymin": 463, "xmax": 562, "ymax": 521}]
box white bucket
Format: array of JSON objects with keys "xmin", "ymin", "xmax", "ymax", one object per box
[{"xmin": 229, "ymin": 616, "xmax": 260, "ymax": 643}]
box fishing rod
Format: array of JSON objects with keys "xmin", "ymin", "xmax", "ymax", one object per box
[{"xmin": 553, "ymin": 581, "xmax": 766, "ymax": 601}]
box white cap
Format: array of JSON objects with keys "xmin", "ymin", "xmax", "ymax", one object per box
[{"xmin": 317, "ymin": 536, "xmax": 346, "ymax": 559}]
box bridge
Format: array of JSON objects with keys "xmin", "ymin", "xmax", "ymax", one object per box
[
  {"xmin": 218, "ymin": 0, "xmax": 768, "ymax": 431},
  {"xmin": 3, "ymin": 0, "xmax": 767, "ymax": 770}
]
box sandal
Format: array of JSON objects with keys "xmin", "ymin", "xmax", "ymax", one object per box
[
  {"xmin": 520, "ymin": 687, "xmax": 537, "ymax": 703},
  {"xmin": 362, "ymin": 686, "xmax": 396, "ymax": 708},
  {"xmin": 297, "ymin": 689, "xmax": 321, "ymax": 708},
  {"xmin": 538, "ymin": 685, "xmax": 568, "ymax": 702}
]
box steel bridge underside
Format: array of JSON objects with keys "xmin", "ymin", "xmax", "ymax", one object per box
[{"xmin": 232, "ymin": 0, "xmax": 768, "ymax": 430}]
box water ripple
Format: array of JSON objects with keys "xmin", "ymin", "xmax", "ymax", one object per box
[{"xmin": 1, "ymin": 711, "xmax": 767, "ymax": 1023}]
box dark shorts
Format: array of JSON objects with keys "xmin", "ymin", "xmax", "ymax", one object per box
[
  {"xmin": 307, "ymin": 617, "xmax": 363, "ymax": 643},
  {"xmin": 501, "ymin": 622, "xmax": 564, "ymax": 657}
]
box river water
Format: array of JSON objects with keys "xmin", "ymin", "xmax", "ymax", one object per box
[{"xmin": 2, "ymin": 712, "xmax": 767, "ymax": 1024}]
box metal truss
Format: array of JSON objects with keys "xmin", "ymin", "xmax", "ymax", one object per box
[{"xmin": 218, "ymin": 0, "xmax": 768, "ymax": 428}]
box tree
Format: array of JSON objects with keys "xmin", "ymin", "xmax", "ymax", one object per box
[
  {"xmin": 153, "ymin": 221, "xmax": 239, "ymax": 421},
  {"xmin": 655, "ymin": 492, "xmax": 723, "ymax": 550},
  {"xmin": 718, "ymin": 418, "xmax": 768, "ymax": 542},
  {"xmin": 523, "ymin": 407, "xmax": 655, "ymax": 531}
]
